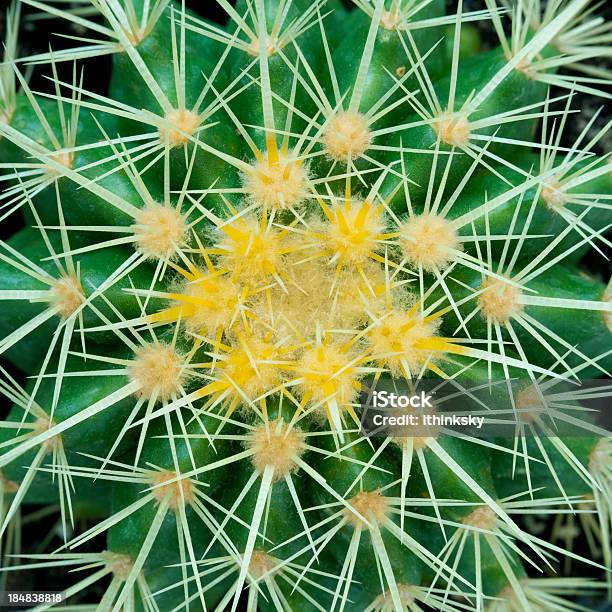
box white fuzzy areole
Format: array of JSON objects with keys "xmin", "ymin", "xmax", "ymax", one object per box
[
  {"xmin": 133, "ymin": 203, "xmax": 187, "ymax": 260},
  {"xmin": 399, "ymin": 213, "xmax": 460, "ymax": 271},
  {"xmin": 323, "ymin": 111, "xmax": 372, "ymax": 161},
  {"xmin": 344, "ymin": 489, "xmax": 390, "ymax": 528},
  {"xmin": 150, "ymin": 470, "xmax": 194, "ymax": 511},
  {"xmin": 247, "ymin": 419, "xmax": 305, "ymax": 481},
  {"xmin": 51, "ymin": 274, "xmax": 84, "ymax": 318},
  {"xmin": 128, "ymin": 343, "xmax": 185, "ymax": 402},
  {"xmin": 159, "ymin": 108, "xmax": 201, "ymax": 147},
  {"xmin": 244, "ymin": 150, "xmax": 307, "ymax": 210},
  {"xmin": 433, "ymin": 114, "xmax": 471, "ymax": 147},
  {"xmin": 479, "ymin": 277, "xmax": 523, "ymax": 325},
  {"xmin": 589, "ymin": 438, "xmax": 611, "ymax": 477}
]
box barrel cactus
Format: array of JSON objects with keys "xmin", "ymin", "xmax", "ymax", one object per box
[{"xmin": 0, "ymin": 0, "xmax": 610, "ymax": 609}]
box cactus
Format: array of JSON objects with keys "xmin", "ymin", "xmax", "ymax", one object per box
[{"xmin": 0, "ymin": 0, "xmax": 611, "ymax": 610}]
